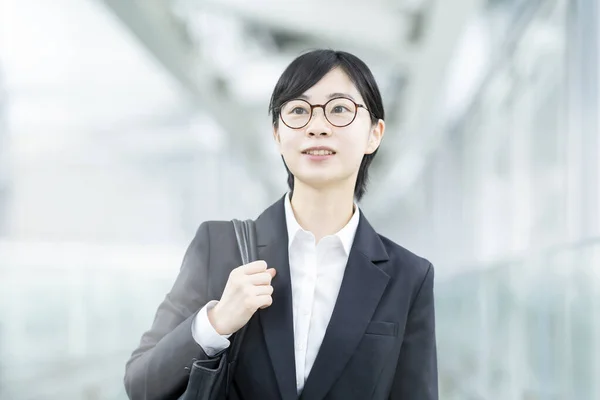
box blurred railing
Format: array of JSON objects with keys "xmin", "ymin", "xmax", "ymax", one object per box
[
  {"xmin": 1, "ymin": 238, "xmax": 598, "ymax": 399},
  {"xmin": 436, "ymin": 237, "xmax": 600, "ymax": 400},
  {"xmin": 0, "ymin": 240, "xmax": 185, "ymax": 400}
]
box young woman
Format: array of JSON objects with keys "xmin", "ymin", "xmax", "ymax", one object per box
[{"xmin": 124, "ymin": 49, "xmax": 438, "ymax": 400}]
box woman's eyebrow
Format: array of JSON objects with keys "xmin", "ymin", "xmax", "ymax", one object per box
[
  {"xmin": 327, "ymin": 92, "xmax": 356, "ymax": 101},
  {"xmin": 297, "ymin": 93, "xmax": 357, "ymax": 102}
]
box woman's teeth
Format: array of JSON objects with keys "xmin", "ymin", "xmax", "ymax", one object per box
[{"xmin": 305, "ymin": 150, "xmax": 334, "ymax": 156}]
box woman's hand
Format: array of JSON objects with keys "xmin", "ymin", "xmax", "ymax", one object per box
[{"xmin": 208, "ymin": 260, "xmax": 276, "ymax": 335}]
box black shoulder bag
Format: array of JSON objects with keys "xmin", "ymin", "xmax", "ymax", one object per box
[{"xmin": 180, "ymin": 219, "xmax": 257, "ymax": 400}]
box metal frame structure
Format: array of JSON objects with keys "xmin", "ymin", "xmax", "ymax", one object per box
[
  {"xmin": 98, "ymin": 0, "xmax": 484, "ymax": 214},
  {"xmin": 100, "ymin": 0, "xmax": 284, "ymax": 200}
]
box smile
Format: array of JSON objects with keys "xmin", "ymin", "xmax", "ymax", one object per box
[{"xmin": 302, "ymin": 149, "xmax": 336, "ymax": 156}]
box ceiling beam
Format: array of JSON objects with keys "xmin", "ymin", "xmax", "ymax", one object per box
[
  {"xmin": 188, "ymin": 0, "xmax": 414, "ymax": 60},
  {"xmin": 98, "ymin": 0, "xmax": 283, "ymax": 199},
  {"xmin": 366, "ymin": 0, "xmax": 485, "ymax": 219}
]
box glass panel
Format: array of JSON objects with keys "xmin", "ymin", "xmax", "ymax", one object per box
[{"xmin": 437, "ymin": 238, "xmax": 600, "ymax": 399}]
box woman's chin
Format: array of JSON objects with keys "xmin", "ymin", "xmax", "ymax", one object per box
[{"xmin": 294, "ymin": 172, "xmax": 346, "ymax": 190}]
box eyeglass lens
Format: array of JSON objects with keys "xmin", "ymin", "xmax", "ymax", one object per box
[{"xmin": 280, "ymin": 98, "xmax": 357, "ymax": 128}]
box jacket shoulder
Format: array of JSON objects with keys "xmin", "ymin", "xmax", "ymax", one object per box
[
  {"xmin": 193, "ymin": 220, "xmax": 235, "ymax": 239},
  {"xmin": 377, "ymin": 234, "xmax": 433, "ymax": 278}
]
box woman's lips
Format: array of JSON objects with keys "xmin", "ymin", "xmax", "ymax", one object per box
[{"xmin": 302, "ymin": 150, "xmax": 335, "ymax": 161}]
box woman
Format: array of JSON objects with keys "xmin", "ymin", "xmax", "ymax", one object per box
[{"xmin": 124, "ymin": 49, "xmax": 438, "ymax": 400}]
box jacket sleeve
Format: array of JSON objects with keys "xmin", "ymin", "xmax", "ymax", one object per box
[
  {"xmin": 389, "ymin": 262, "xmax": 438, "ymax": 399},
  {"xmin": 124, "ymin": 221, "xmax": 221, "ymax": 400}
]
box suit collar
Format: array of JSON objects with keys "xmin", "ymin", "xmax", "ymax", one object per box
[
  {"xmin": 255, "ymin": 193, "xmax": 388, "ymax": 258},
  {"xmin": 254, "ymin": 195, "xmax": 390, "ymax": 400},
  {"xmin": 283, "ymin": 192, "xmax": 360, "ymax": 256},
  {"xmin": 255, "ymin": 194, "xmax": 287, "ymax": 247}
]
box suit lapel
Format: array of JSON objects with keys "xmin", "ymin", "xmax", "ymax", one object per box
[
  {"xmin": 255, "ymin": 196, "xmax": 298, "ymax": 400},
  {"xmin": 299, "ymin": 213, "xmax": 390, "ymax": 400},
  {"xmin": 252, "ymin": 197, "xmax": 391, "ymax": 400}
]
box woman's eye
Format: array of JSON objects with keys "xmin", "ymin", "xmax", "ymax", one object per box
[
  {"xmin": 332, "ymin": 105, "xmax": 349, "ymax": 113},
  {"xmin": 292, "ymin": 107, "xmax": 308, "ymax": 114}
]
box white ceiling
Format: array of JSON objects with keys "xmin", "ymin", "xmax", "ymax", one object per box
[
  {"xmin": 0, "ymin": 0, "xmax": 190, "ymax": 167},
  {"xmin": 1, "ymin": 0, "xmax": 490, "ymax": 213}
]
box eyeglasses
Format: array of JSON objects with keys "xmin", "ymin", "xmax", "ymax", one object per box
[{"xmin": 278, "ymin": 97, "xmax": 371, "ymax": 129}]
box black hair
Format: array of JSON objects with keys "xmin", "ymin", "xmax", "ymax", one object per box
[{"xmin": 268, "ymin": 49, "xmax": 385, "ymax": 202}]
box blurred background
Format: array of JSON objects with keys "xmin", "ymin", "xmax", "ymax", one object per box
[{"xmin": 0, "ymin": 0, "xmax": 598, "ymax": 398}]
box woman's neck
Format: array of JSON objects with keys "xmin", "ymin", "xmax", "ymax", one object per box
[{"xmin": 289, "ymin": 181, "xmax": 356, "ymax": 243}]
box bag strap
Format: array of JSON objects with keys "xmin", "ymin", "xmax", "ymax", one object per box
[
  {"xmin": 225, "ymin": 219, "xmax": 258, "ymax": 393},
  {"xmin": 232, "ymin": 219, "xmax": 258, "ymax": 266}
]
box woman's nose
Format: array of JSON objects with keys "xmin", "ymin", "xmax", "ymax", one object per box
[{"xmin": 306, "ymin": 108, "xmax": 332, "ymax": 136}]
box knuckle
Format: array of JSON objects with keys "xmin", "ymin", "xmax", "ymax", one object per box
[
  {"xmin": 242, "ymin": 285, "xmax": 253, "ymax": 297},
  {"xmin": 243, "ymin": 297, "xmax": 255, "ymax": 310},
  {"xmin": 231, "ymin": 276, "xmax": 243, "ymax": 289}
]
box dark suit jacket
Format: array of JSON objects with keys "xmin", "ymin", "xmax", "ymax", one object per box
[{"xmin": 124, "ymin": 195, "xmax": 438, "ymax": 400}]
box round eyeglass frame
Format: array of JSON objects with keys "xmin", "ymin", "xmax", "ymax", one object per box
[{"xmin": 278, "ymin": 97, "xmax": 372, "ymax": 129}]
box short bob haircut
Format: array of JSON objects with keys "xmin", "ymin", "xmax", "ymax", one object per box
[{"xmin": 268, "ymin": 49, "xmax": 385, "ymax": 202}]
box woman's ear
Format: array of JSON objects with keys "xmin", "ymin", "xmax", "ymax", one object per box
[
  {"xmin": 365, "ymin": 119, "xmax": 385, "ymax": 154},
  {"xmin": 273, "ymin": 127, "xmax": 282, "ymax": 151}
]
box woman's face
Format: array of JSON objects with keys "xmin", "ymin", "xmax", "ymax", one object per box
[{"xmin": 274, "ymin": 68, "xmax": 385, "ymax": 193}]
